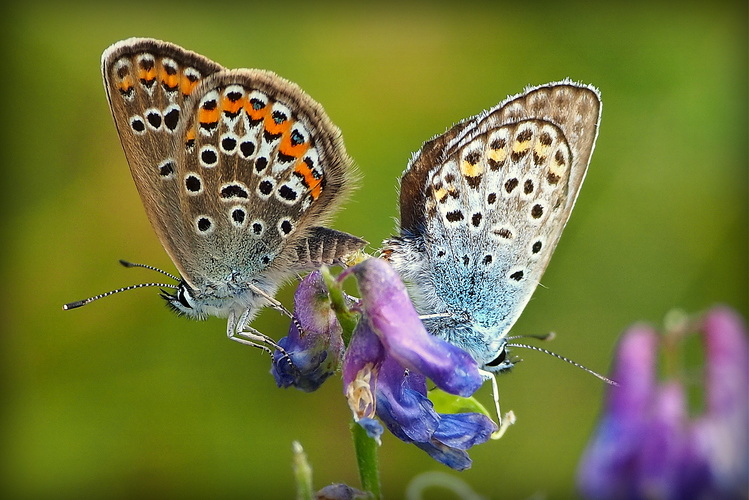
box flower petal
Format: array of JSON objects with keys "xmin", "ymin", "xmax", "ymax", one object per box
[
  {"xmin": 346, "ymin": 258, "xmax": 483, "ymax": 397},
  {"xmin": 375, "ymin": 355, "xmax": 438, "ymax": 443},
  {"xmin": 430, "ymin": 412, "xmax": 497, "ymax": 451},
  {"xmin": 355, "ymin": 417, "xmax": 384, "ymax": 443},
  {"xmin": 639, "ymin": 382, "xmax": 711, "ymax": 500},
  {"xmin": 414, "ymin": 442, "xmax": 473, "ymax": 471},
  {"xmin": 315, "ymin": 483, "xmax": 369, "ymax": 500},
  {"xmin": 578, "ymin": 308, "xmax": 749, "ymax": 500},
  {"xmin": 339, "ymin": 259, "xmax": 497, "ymax": 470},
  {"xmin": 694, "ymin": 306, "xmax": 749, "ymax": 496},
  {"xmin": 374, "ymin": 355, "xmax": 496, "ymax": 470},
  {"xmin": 577, "ymin": 325, "xmax": 660, "ymax": 499},
  {"xmin": 342, "ymin": 319, "xmax": 384, "ymax": 421},
  {"xmin": 607, "ymin": 324, "xmax": 659, "ymax": 418},
  {"xmin": 271, "ymin": 271, "xmax": 343, "ymax": 392},
  {"xmin": 702, "ymin": 306, "xmax": 748, "ymax": 419}
]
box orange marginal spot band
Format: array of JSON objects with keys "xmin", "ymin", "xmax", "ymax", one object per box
[
  {"xmin": 199, "ymin": 106, "xmax": 220, "ymax": 126},
  {"xmin": 159, "ymin": 68, "xmax": 179, "ymax": 90},
  {"xmin": 246, "ymin": 101, "xmax": 269, "ymax": 122},
  {"xmin": 138, "ymin": 67, "xmax": 156, "ymax": 83},
  {"xmin": 295, "ymin": 160, "xmax": 323, "ymax": 200},
  {"xmin": 185, "ymin": 127, "xmax": 196, "ymax": 145},
  {"xmin": 119, "ymin": 76, "xmax": 133, "ymax": 93},
  {"xmin": 460, "ymin": 159, "xmax": 483, "ymax": 177},
  {"xmin": 264, "ymin": 114, "xmax": 292, "ymax": 137},
  {"xmin": 308, "ymin": 178, "xmax": 323, "ymax": 200},
  {"xmin": 512, "ymin": 139, "xmax": 530, "ymax": 153},
  {"xmin": 222, "ymin": 95, "xmax": 246, "ymax": 116},
  {"xmin": 279, "ymin": 133, "xmax": 310, "ymax": 159},
  {"xmin": 181, "ymin": 75, "xmax": 200, "ymax": 96}
]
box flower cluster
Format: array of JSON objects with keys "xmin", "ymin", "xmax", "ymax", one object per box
[
  {"xmin": 272, "ymin": 258, "xmax": 496, "ymax": 469},
  {"xmin": 577, "ymin": 307, "xmax": 748, "ymax": 499},
  {"xmin": 271, "ymin": 270, "xmax": 344, "ymax": 393}
]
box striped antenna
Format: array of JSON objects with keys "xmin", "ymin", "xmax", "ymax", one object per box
[
  {"xmin": 507, "ymin": 341, "xmax": 618, "ymax": 386},
  {"xmin": 63, "ymin": 260, "xmax": 179, "ymax": 310},
  {"xmin": 63, "ymin": 282, "xmax": 178, "ymax": 310},
  {"xmin": 118, "ymin": 259, "xmax": 179, "ymax": 281}
]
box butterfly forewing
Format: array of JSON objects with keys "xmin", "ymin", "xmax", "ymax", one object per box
[
  {"xmin": 101, "ymin": 38, "xmax": 223, "ymax": 280},
  {"xmin": 468, "ymin": 82, "xmax": 601, "ymax": 205}
]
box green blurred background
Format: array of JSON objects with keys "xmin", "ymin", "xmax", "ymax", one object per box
[{"xmin": 2, "ymin": 0, "xmax": 746, "ymax": 498}]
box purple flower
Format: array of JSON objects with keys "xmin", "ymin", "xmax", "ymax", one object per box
[
  {"xmin": 577, "ymin": 306, "xmax": 749, "ymax": 500},
  {"xmin": 315, "ymin": 483, "xmax": 368, "ymax": 500},
  {"xmin": 271, "ymin": 271, "xmax": 344, "ymax": 392},
  {"xmin": 341, "ymin": 258, "xmax": 497, "ymax": 470}
]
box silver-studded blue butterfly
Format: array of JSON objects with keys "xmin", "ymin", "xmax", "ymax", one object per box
[
  {"xmin": 384, "ymin": 80, "xmax": 601, "ymax": 379},
  {"xmin": 64, "ymin": 38, "xmax": 366, "ymax": 352}
]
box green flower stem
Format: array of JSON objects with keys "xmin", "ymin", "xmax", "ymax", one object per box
[
  {"xmin": 322, "ymin": 265, "xmax": 381, "ymax": 497},
  {"xmin": 291, "ymin": 441, "xmax": 314, "ymax": 500},
  {"xmin": 350, "ymin": 420, "xmax": 381, "ymax": 499},
  {"xmin": 321, "ymin": 266, "xmax": 359, "ymax": 345}
]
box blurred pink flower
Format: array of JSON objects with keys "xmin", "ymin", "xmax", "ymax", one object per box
[{"xmin": 577, "ymin": 306, "xmax": 748, "ymax": 500}]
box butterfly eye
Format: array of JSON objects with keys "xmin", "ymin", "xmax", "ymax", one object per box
[
  {"xmin": 487, "ymin": 348, "xmax": 507, "ymax": 367},
  {"xmin": 177, "ymin": 286, "xmax": 193, "ymax": 309}
]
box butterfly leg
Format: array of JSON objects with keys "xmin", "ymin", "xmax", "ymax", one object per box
[
  {"xmin": 248, "ymin": 283, "xmax": 293, "ymax": 318},
  {"xmin": 227, "ymin": 326, "xmax": 274, "ymax": 354},
  {"xmin": 245, "ymin": 283, "xmax": 305, "ymax": 364},
  {"xmin": 226, "ymin": 310, "xmax": 295, "ymax": 372},
  {"xmin": 236, "ymin": 323, "xmax": 296, "ymax": 372},
  {"xmin": 479, "ymin": 369, "xmax": 517, "ymax": 440},
  {"xmin": 225, "ymin": 309, "xmax": 277, "ymax": 355}
]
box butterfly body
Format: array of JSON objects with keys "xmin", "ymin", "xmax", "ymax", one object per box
[
  {"xmin": 385, "ymin": 81, "xmax": 601, "ymax": 371},
  {"xmin": 96, "ymin": 38, "xmax": 365, "ymax": 341}
]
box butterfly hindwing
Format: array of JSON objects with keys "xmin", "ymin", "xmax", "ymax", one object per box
[{"xmin": 174, "ymin": 69, "xmax": 359, "ymax": 290}]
